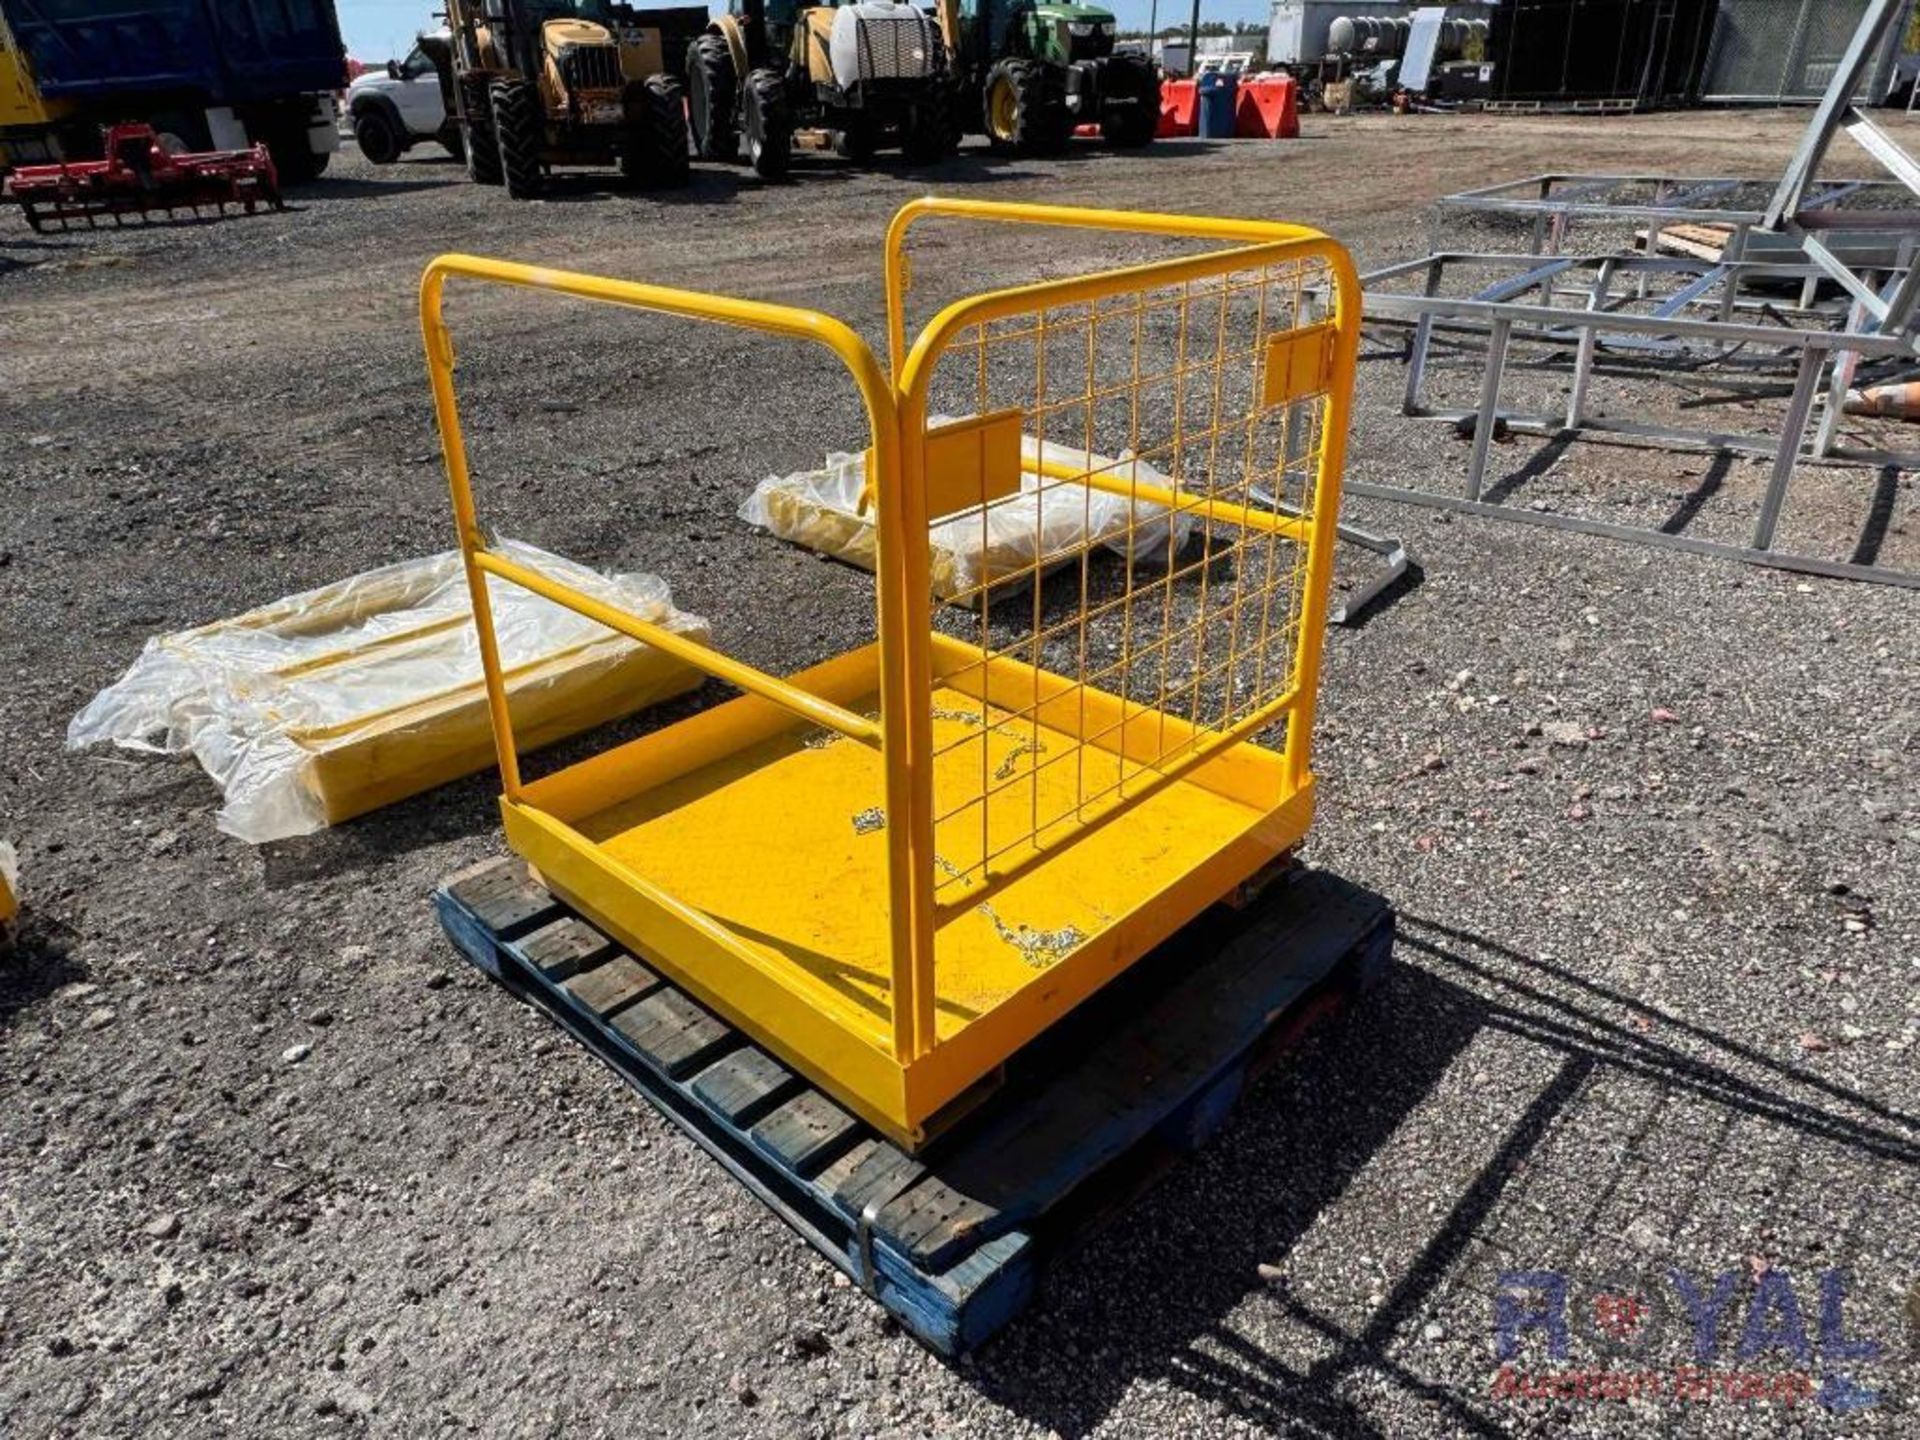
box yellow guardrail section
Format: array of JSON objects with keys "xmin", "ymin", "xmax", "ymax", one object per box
[{"xmin": 421, "ymin": 201, "xmax": 1361, "ymax": 1147}]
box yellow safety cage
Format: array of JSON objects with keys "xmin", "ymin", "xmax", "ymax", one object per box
[{"xmin": 422, "ymin": 198, "xmax": 1360, "ymax": 1148}]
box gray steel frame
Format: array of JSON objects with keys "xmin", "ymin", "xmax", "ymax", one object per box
[{"xmin": 1353, "ymin": 0, "xmax": 1920, "ymax": 588}]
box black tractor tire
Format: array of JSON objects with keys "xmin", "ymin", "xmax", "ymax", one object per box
[
  {"xmin": 687, "ymin": 32, "xmax": 739, "ymax": 162},
  {"xmin": 741, "ymin": 66, "xmax": 791, "ymax": 180},
  {"xmin": 901, "ymin": 34, "xmax": 960, "ymax": 163},
  {"xmin": 982, "ymin": 58, "xmax": 1069, "ymax": 156},
  {"xmin": 353, "ymin": 106, "xmax": 406, "ymax": 164},
  {"xmin": 835, "ymin": 115, "xmax": 878, "ymax": 163},
  {"xmin": 1098, "ymin": 55, "xmax": 1159, "ymax": 148},
  {"xmin": 460, "ymin": 75, "xmax": 502, "ymax": 184},
  {"xmin": 440, "ymin": 127, "xmax": 466, "ymax": 163},
  {"xmin": 622, "ymin": 75, "xmax": 692, "ymax": 187},
  {"xmin": 491, "ymin": 78, "xmax": 544, "ymax": 199}
]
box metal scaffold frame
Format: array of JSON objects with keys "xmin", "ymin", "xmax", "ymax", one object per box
[{"xmin": 1356, "ymin": 0, "xmax": 1920, "ymax": 588}]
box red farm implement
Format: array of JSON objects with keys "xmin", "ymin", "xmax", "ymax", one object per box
[{"xmin": 5, "ymin": 124, "xmax": 282, "ymax": 233}]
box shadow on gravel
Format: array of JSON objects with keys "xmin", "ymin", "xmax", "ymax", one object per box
[
  {"xmin": 1402, "ymin": 914, "xmax": 1920, "ymax": 1159},
  {"xmin": 962, "ymin": 914, "xmax": 1920, "ymax": 1437},
  {"xmin": 0, "ymin": 235, "xmax": 85, "ymax": 273},
  {"xmin": 0, "ymin": 920, "xmax": 86, "ymax": 1033},
  {"xmin": 966, "ymin": 957, "xmax": 1500, "ymax": 1439},
  {"xmin": 299, "ymin": 176, "xmax": 455, "ymax": 201}
]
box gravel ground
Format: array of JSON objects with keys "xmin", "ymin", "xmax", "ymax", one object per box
[{"xmin": 1, "ymin": 110, "xmax": 1916, "ymax": 1437}]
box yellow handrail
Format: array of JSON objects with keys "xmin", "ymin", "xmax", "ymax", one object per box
[
  {"xmin": 470, "ymin": 550, "xmax": 882, "ymax": 745},
  {"xmin": 883, "ymin": 195, "xmax": 1331, "ymax": 379},
  {"xmin": 419, "ymin": 253, "xmax": 929, "ymax": 1063}
]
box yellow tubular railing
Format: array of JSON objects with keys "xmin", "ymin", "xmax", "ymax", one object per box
[
  {"xmin": 469, "ymin": 549, "xmax": 883, "ymax": 745},
  {"xmin": 419, "ymin": 254, "xmax": 928, "ymax": 1064},
  {"xmin": 882, "ymin": 195, "xmax": 1334, "ymax": 378}
]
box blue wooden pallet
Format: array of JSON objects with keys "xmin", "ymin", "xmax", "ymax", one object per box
[{"xmin": 435, "ymin": 857, "xmax": 1393, "ymax": 1354}]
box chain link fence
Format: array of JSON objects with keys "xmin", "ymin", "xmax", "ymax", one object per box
[{"xmin": 1700, "ymin": 0, "xmax": 1915, "ymax": 103}]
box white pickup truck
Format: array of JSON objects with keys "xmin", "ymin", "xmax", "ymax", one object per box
[{"xmin": 345, "ymin": 32, "xmax": 462, "ymax": 164}]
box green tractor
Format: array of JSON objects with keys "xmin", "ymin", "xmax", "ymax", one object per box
[{"xmin": 936, "ymin": 0, "xmax": 1159, "ymax": 155}]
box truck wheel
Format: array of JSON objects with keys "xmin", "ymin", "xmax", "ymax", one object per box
[
  {"xmin": 1098, "ymin": 56, "xmax": 1159, "ymax": 148},
  {"xmin": 687, "ymin": 33, "xmax": 739, "ymax": 163},
  {"xmin": 741, "ymin": 67, "xmax": 791, "ymax": 180},
  {"xmin": 491, "ymin": 79, "xmax": 544, "ymax": 199},
  {"xmin": 354, "ymin": 107, "xmax": 405, "ymax": 164},
  {"xmin": 461, "ymin": 75, "xmax": 502, "ymax": 185},
  {"xmin": 983, "ymin": 59, "xmax": 1068, "ymax": 156},
  {"xmin": 149, "ymin": 108, "xmax": 212, "ymax": 155},
  {"xmin": 622, "ymin": 76, "xmax": 691, "ymax": 188},
  {"xmin": 265, "ymin": 124, "xmax": 328, "ymax": 183}
]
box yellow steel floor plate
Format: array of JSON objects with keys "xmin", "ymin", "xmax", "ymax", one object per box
[{"xmin": 575, "ymin": 686, "xmax": 1267, "ymax": 1047}]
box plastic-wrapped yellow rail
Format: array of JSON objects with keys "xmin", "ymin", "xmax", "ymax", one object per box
[{"xmin": 422, "ymin": 198, "xmax": 1360, "ymax": 1149}]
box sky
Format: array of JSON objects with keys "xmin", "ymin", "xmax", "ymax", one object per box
[{"xmin": 333, "ymin": 0, "xmax": 1276, "ymax": 60}]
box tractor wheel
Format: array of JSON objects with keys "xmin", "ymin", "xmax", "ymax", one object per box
[
  {"xmin": 491, "ymin": 78, "xmax": 544, "ymax": 199},
  {"xmin": 835, "ymin": 115, "xmax": 878, "ymax": 163},
  {"xmin": 687, "ymin": 32, "xmax": 739, "ymax": 163},
  {"xmin": 1098, "ymin": 55, "xmax": 1159, "ymax": 148},
  {"xmin": 901, "ymin": 34, "xmax": 960, "ymax": 163},
  {"xmin": 460, "ymin": 75, "xmax": 502, "ymax": 185},
  {"xmin": 982, "ymin": 58, "xmax": 1069, "ymax": 156},
  {"xmin": 741, "ymin": 67, "xmax": 791, "ymax": 180},
  {"xmin": 623, "ymin": 75, "xmax": 691, "ymax": 187},
  {"xmin": 353, "ymin": 107, "xmax": 405, "ymax": 164}
]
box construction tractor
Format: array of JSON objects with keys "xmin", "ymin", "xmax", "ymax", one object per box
[
  {"xmin": 685, "ymin": 1, "xmax": 958, "ymax": 179},
  {"xmin": 445, "ymin": 0, "xmax": 695, "ymax": 197},
  {"xmin": 937, "ymin": 0, "xmax": 1158, "ymax": 154}
]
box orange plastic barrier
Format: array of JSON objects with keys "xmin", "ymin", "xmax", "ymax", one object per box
[
  {"xmin": 1158, "ymin": 78, "xmax": 1198, "ymax": 138},
  {"xmin": 1235, "ymin": 73, "xmax": 1300, "ymax": 139}
]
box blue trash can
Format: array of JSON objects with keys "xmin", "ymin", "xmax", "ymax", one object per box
[{"xmin": 1197, "ymin": 72, "xmax": 1239, "ymax": 139}]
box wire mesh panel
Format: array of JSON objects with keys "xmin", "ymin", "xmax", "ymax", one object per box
[{"xmin": 905, "ymin": 250, "xmax": 1338, "ymax": 904}]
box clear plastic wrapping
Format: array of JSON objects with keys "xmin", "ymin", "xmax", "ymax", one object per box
[
  {"xmin": 67, "ymin": 541, "xmax": 710, "ymax": 843},
  {"xmin": 739, "ymin": 428, "xmax": 1196, "ymax": 601}
]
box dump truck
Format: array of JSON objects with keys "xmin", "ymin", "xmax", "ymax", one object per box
[
  {"xmin": 0, "ymin": 8, "xmax": 64, "ymax": 167},
  {"xmin": 937, "ymin": 0, "xmax": 1158, "ymax": 154},
  {"xmin": 0, "ymin": 0, "xmax": 346, "ymax": 179},
  {"xmin": 446, "ymin": 0, "xmax": 701, "ymax": 197}
]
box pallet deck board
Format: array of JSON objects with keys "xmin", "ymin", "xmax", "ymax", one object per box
[
  {"xmin": 828, "ymin": 1139, "xmax": 927, "ymax": 1222},
  {"xmin": 515, "ymin": 917, "xmax": 616, "ymax": 982},
  {"xmin": 447, "ymin": 861, "xmax": 560, "ymax": 939},
  {"xmin": 610, "ymin": 988, "xmax": 736, "ymax": 1078},
  {"xmin": 562, "ymin": 953, "xmax": 660, "ymax": 1019},
  {"xmin": 434, "ymin": 857, "xmax": 1393, "ymax": 1353},
  {"xmin": 690, "ymin": 1046, "xmax": 802, "ymax": 1127},
  {"xmin": 752, "ymin": 1090, "xmax": 862, "ymax": 1177}
]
